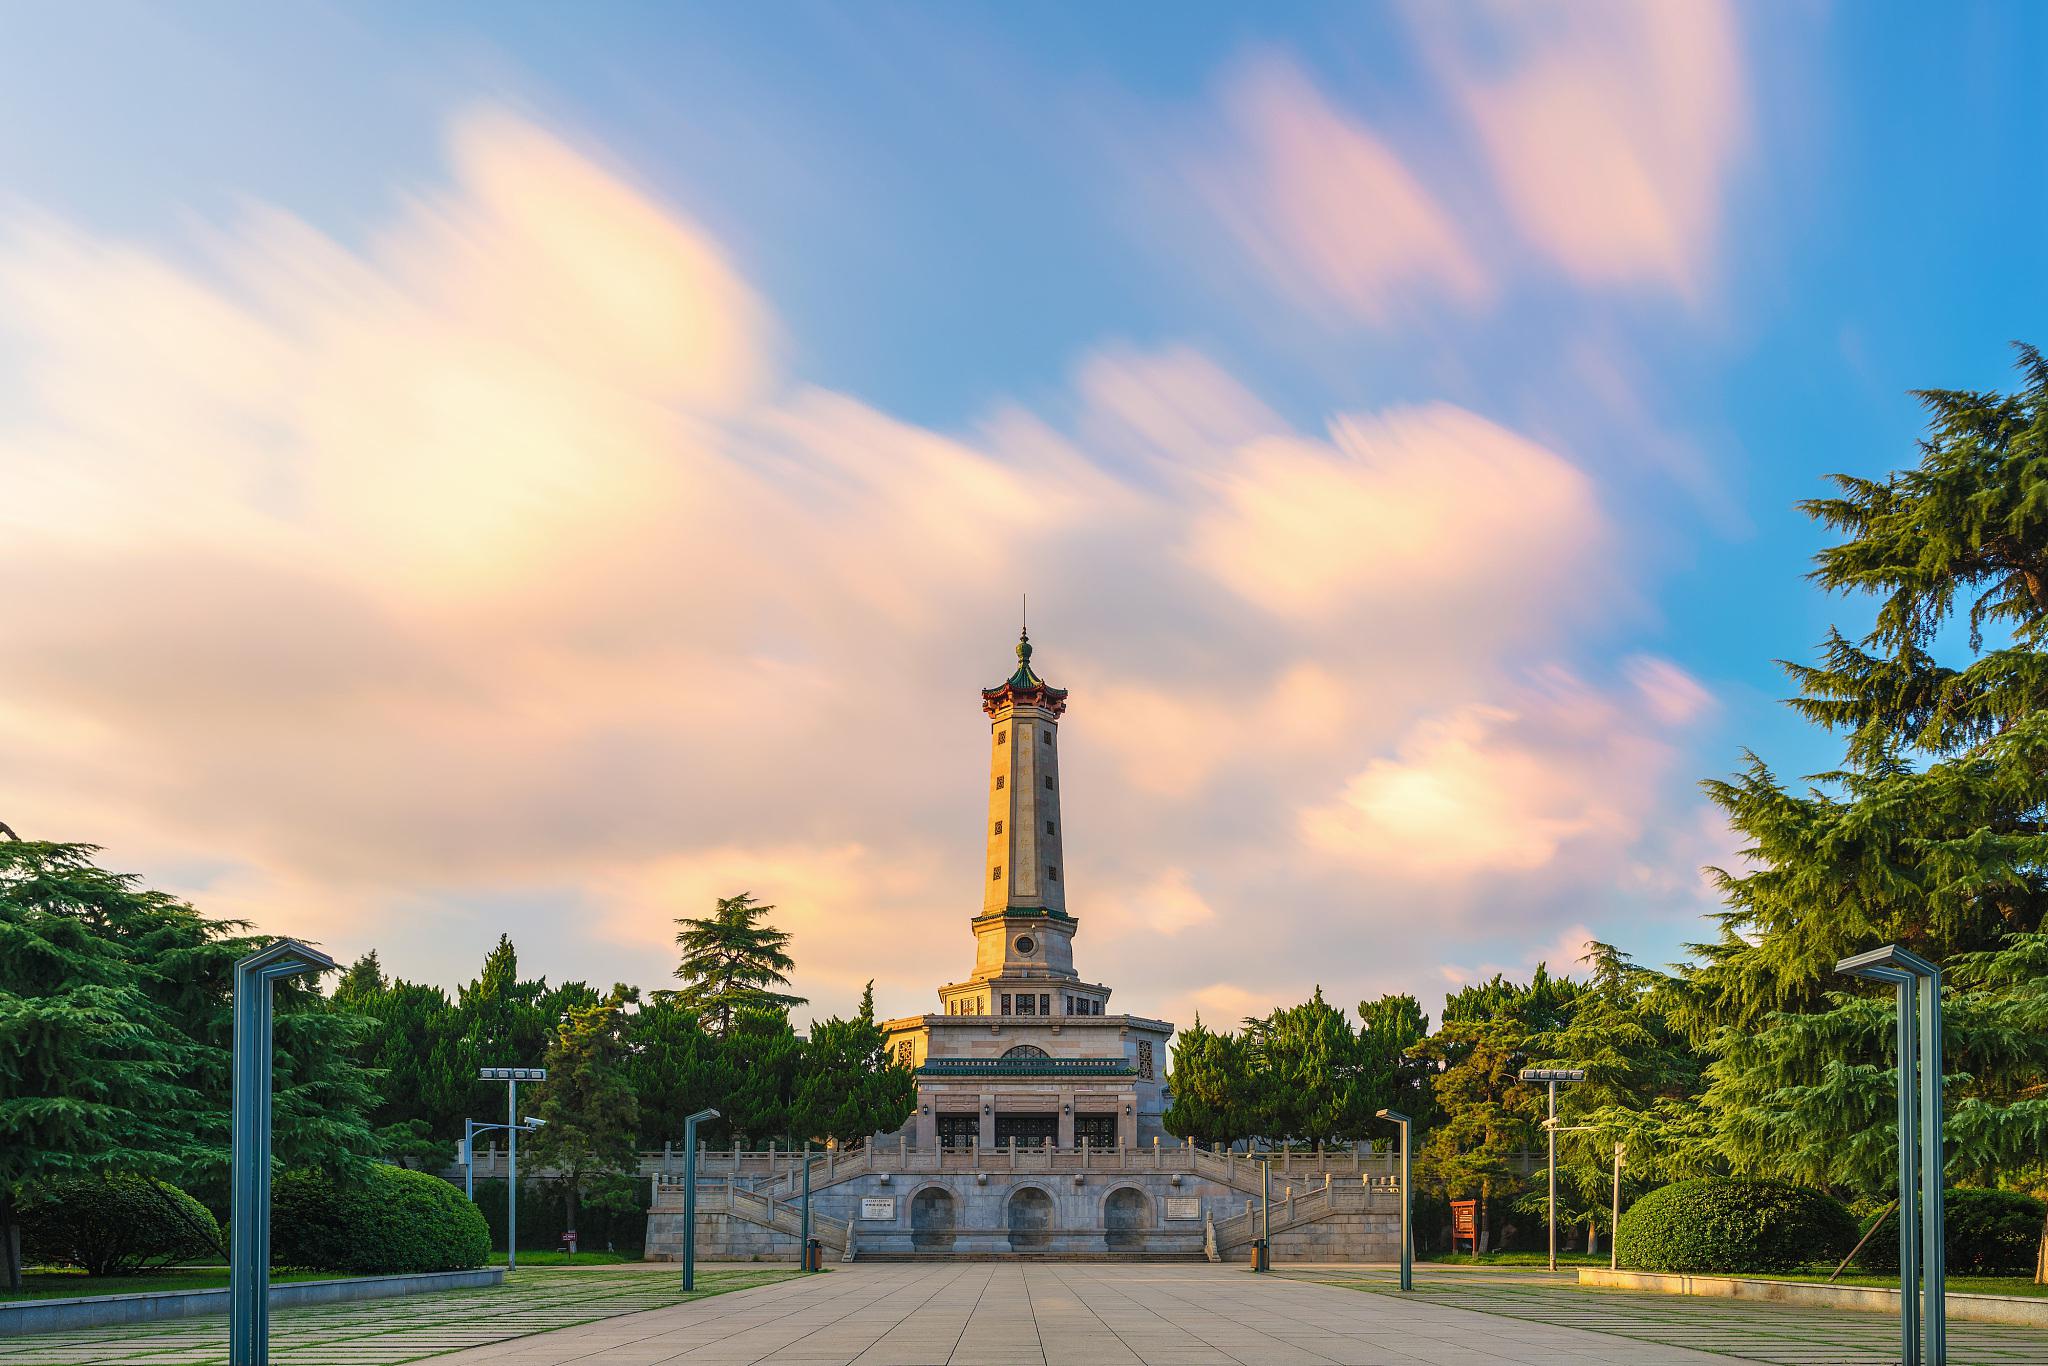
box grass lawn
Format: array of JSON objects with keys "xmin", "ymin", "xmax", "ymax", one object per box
[
  {"xmin": 1733, "ymin": 1270, "xmax": 2048, "ymax": 1298},
  {"xmin": 1425, "ymin": 1250, "xmax": 1606, "ymax": 1267},
  {"xmin": 494, "ymin": 1249, "xmax": 639, "ymax": 1266},
  {"xmin": 1, "ymin": 1268, "xmax": 343, "ymax": 1302}
]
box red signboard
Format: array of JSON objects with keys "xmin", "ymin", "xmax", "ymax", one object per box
[{"xmin": 1450, "ymin": 1199, "xmax": 1479, "ymax": 1255}]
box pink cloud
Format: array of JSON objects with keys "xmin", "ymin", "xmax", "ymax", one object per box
[
  {"xmin": 1413, "ymin": 0, "xmax": 1746, "ymax": 299},
  {"xmin": 0, "ymin": 105, "xmax": 1714, "ymax": 1029},
  {"xmin": 1190, "ymin": 54, "xmax": 1490, "ymax": 323},
  {"xmin": 1299, "ymin": 661, "xmax": 1713, "ymax": 888}
]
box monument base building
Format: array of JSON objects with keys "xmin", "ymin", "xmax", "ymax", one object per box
[{"xmin": 645, "ymin": 632, "xmax": 1403, "ymax": 1260}]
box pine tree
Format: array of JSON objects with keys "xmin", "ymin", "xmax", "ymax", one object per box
[
  {"xmin": 528, "ymin": 989, "xmax": 641, "ymax": 1237},
  {"xmin": 0, "ymin": 843, "xmax": 211, "ymax": 1289},
  {"xmin": 671, "ymin": 894, "xmax": 804, "ymax": 1036},
  {"xmin": 791, "ymin": 983, "xmax": 916, "ymax": 1146},
  {"xmin": 1677, "ymin": 348, "xmax": 2048, "ymax": 1276},
  {"xmin": 1162, "ymin": 1017, "xmax": 1257, "ymax": 1146}
]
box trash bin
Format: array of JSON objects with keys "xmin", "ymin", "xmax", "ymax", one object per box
[
  {"xmin": 1250, "ymin": 1239, "xmax": 1269, "ymax": 1272},
  {"xmin": 804, "ymin": 1238, "xmax": 823, "ymax": 1272}
]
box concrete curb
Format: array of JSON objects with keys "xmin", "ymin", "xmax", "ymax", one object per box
[
  {"xmin": 1578, "ymin": 1267, "xmax": 2048, "ymax": 1328},
  {"xmin": 1, "ymin": 1267, "xmax": 506, "ymax": 1336}
]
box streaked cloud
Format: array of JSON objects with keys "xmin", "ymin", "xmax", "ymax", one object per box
[
  {"xmin": 0, "ymin": 105, "xmax": 1719, "ymax": 1027},
  {"xmin": 1413, "ymin": 0, "xmax": 1746, "ymax": 299},
  {"xmin": 1187, "ymin": 54, "xmax": 1490, "ymax": 324}
]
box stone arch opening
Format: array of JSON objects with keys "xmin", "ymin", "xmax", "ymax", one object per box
[
  {"xmin": 1103, "ymin": 1186, "xmax": 1149, "ymax": 1251},
  {"xmin": 1006, "ymin": 1186, "xmax": 1054, "ymax": 1251},
  {"xmin": 910, "ymin": 1186, "xmax": 956, "ymax": 1253}
]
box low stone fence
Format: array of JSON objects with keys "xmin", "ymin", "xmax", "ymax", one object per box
[
  {"xmin": 0, "ymin": 1268, "xmax": 506, "ymax": 1337},
  {"xmin": 1578, "ymin": 1268, "xmax": 2048, "ymax": 1328}
]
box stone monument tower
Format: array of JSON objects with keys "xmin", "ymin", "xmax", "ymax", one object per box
[{"xmin": 884, "ymin": 628, "xmax": 1171, "ymax": 1150}]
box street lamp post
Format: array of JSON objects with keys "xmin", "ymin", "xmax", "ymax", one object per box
[
  {"xmin": 800, "ymin": 1141, "xmax": 813, "ymax": 1272},
  {"xmin": 463, "ymin": 1116, "xmax": 544, "ymax": 1203},
  {"xmin": 478, "ymin": 1067, "xmax": 546, "ymax": 1271},
  {"xmin": 230, "ymin": 940, "xmax": 335, "ymax": 1366},
  {"xmin": 681, "ymin": 1107, "xmax": 720, "ymax": 1292},
  {"xmin": 1518, "ymin": 1067, "xmax": 1587, "ymax": 1273},
  {"xmin": 1838, "ymin": 944, "xmax": 1945, "ymax": 1366},
  {"xmin": 1610, "ymin": 1142, "xmax": 1625, "ymax": 1273},
  {"xmin": 1376, "ymin": 1109, "xmax": 1413, "ymax": 1292}
]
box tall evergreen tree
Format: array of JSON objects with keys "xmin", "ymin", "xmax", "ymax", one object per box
[
  {"xmin": 671, "ymin": 894, "xmax": 804, "ymax": 1036},
  {"xmin": 528, "ymin": 988, "xmax": 641, "ymax": 1236},
  {"xmin": 791, "ymin": 983, "xmax": 916, "ymax": 1146},
  {"xmin": 1676, "ymin": 349, "xmax": 2048, "ymax": 1274},
  {"xmin": 0, "ymin": 843, "xmax": 210, "ymax": 1289}
]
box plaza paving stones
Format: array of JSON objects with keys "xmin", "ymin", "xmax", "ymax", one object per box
[
  {"xmin": 23, "ymin": 1262, "xmax": 2048, "ymax": 1364},
  {"xmin": 5, "ymin": 1266, "xmax": 790, "ymax": 1366},
  {"xmin": 1290, "ymin": 1266, "xmax": 2048, "ymax": 1365},
  {"xmin": 419, "ymin": 1263, "xmax": 1738, "ymax": 1364}
]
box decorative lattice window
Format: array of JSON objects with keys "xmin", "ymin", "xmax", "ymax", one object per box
[
  {"xmin": 992, "ymin": 865, "xmax": 1002, "ymax": 881},
  {"xmin": 995, "ymin": 775, "xmax": 1005, "ymax": 790},
  {"xmin": 998, "ymin": 730, "xmax": 1007, "ymax": 744},
  {"xmin": 1137, "ymin": 1040, "xmax": 1154, "ymax": 1079},
  {"xmin": 994, "ymin": 820, "xmax": 1003, "ymax": 835},
  {"xmin": 1002, "ymin": 1044, "xmax": 1049, "ymax": 1059},
  {"xmin": 897, "ymin": 1041, "xmax": 914, "ymax": 1068}
]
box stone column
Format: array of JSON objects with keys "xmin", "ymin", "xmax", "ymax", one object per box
[{"xmin": 978, "ymin": 1093, "xmax": 995, "ymax": 1150}]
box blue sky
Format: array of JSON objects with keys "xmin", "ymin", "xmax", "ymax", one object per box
[{"xmin": 2, "ymin": 3, "xmax": 2043, "ymax": 1028}]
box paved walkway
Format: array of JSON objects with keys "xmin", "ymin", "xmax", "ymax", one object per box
[
  {"xmin": 430, "ymin": 1263, "xmax": 1731, "ymax": 1364},
  {"xmin": 1291, "ymin": 1268, "xmax": 2048, "ymax": 1365}
]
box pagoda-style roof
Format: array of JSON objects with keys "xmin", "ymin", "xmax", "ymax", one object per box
[{"xmin": 981, "ymin": 629, "xmax": 1068, "ymax": 718}]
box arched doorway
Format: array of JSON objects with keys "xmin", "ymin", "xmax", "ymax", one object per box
[
  {"xmin": 1007, "ymin": 1187, "xmax": 1054, "ymax": 1251},
  {"xmin": 1104, "ymin": 1187, "xmax": 1149, "ymax": 1251},
  {"xmin": 911, "ymin": 1187, "xmax": 955, "ymax": 1252}
]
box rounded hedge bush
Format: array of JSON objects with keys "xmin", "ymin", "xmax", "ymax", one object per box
[
  {"xmin": 1617, "ymin": 1178, "xmax": 1857, "ymax": 1274},
  {"xmin": 1854, "ymin": 1187, "xmax": 2047, "ymax": 1277},
  {"xmin": 19, "ymin": 1173, "xmax": 222, "ymax": 1276},
  {"xmin": 272, "ymin": 1165, "xmax": 490, "ymax": 1274}
]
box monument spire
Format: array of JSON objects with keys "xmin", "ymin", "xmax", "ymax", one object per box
[{"xmin": 980, "ymin": 627, "xmax": 1069, "ymax": 923}]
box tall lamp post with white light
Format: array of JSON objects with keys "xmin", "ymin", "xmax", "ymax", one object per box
[
  {"xmin": 478, "ymin": 1067, "xmax": 546, "ymax": 1271},
  {"xmin": 1518, "ymin": 1067, "xmax": 1587, "ymax": 1273},
  {"xmin": 1376, "ymin": 1108, "xmax": 1413, "ymax": 1291},
  {"xmin": 230, "ymin": 939, "xmax": 335, "ymax": 1366},
  {"xmin": 681, "ymin": 1107, "xmax": 720, "ymax": 1292},
  {"xmin": 1837, "ymin": 944, "xmax": 1945, "ymax": 1366}
]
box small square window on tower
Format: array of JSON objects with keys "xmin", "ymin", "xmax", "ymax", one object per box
[
  {"xmin": 1044, "ymin": 775, "xmax": 1054, "ymax": 790},
  {"xmin": 994, "ymin": 820, "xmax": 1003, "ymax": 835},
  {"xmin": 992, "ymin": 865, "xmax": 1002, "ymax": 880},
  {"xmin": 998, "ymin": 731, "xmax": 1007, "ymax": 744},
  {"xmin": 995, "ymin": 775, "xmax": 1005, "ymax": 790},
  {"xmin": 1045, "ymin": 821, "xmax": 1055, "ymax": 835},
  {"xmin": 1042, "ymin": 730, "xmax": 1052, "ymax": 744},
  {"xmin": 1047, "ymin": 866, "xmax": 1058, "ymax": 881}
]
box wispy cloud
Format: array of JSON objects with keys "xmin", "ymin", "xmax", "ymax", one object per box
[
  {"xmin": 1184, "ymin": 54, "xmax": 1490, "ymax": 324},
  {"xmin": 1411, "ymin": 0, "xmax": 1746, "ymax": 300},
  {"xmin": 0, "ymin": 106, "xmax": 1717, "ymax": 1025}
]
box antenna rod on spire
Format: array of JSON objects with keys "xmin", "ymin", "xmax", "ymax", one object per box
[{"xmin": 1022, "ymin": 593, "xmax": 1028, "ymax": 636}]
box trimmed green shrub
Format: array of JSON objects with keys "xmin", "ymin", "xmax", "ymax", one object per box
[
  {"xmin": 19, "ymin": 1174, "xmax": 222, "ymax": 1276},
  {"xmin": 1854, "ymin": 1188, "xmax": 2047, "ymax": 1277},
  {"xmin": 272, "ymin": 1165, "xmax": 490, "ymax": 1274},
  {"xmin": 1617, "ymin": 1178, "xmax": 1857, "ymax": 1274}
]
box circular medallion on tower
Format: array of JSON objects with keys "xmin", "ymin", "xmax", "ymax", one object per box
[{"xmin": 1015, "ymin": 934, "xmax": 1036, "ymax": 955}]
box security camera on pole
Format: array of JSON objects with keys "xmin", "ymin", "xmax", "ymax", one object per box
[
  {"xmin": 477, "ymin": 1067, "xmax": 547, "ymax": 1271},
  {"xmin": 1517, "ymin": 1067, "xmax": 1586, "ymax": 1273}
]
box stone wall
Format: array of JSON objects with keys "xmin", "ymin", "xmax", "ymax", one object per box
[{"xmin": 649, "ymin": 1166, "xmax": 1402, "ymax": 1261}]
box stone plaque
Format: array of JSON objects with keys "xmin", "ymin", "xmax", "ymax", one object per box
[
  {"xmin": 861, "ymin": 1197, "xmax": 897, "ymax": 1220},
  {"xmin": 1164, "ymin": 1197, "xmax": 1201, "ymax": 1221}
]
